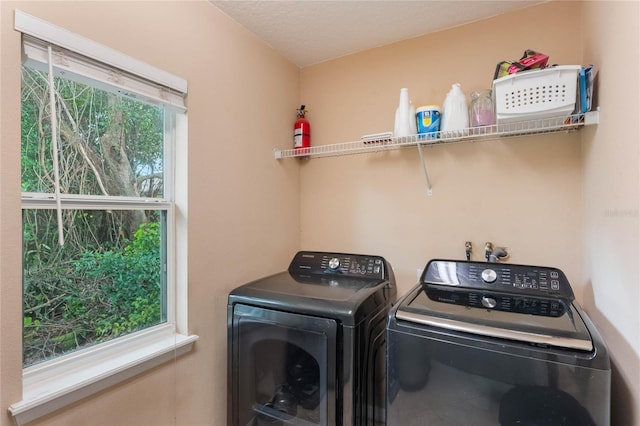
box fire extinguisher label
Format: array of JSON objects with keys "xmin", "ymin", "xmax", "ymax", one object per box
[{"xmin": 294, "ymin": 128, "xmax": 303, "ymax": 148}]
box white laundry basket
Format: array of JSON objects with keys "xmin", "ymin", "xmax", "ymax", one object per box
[{"xmin": 493, "ymin": 65, "xmax": 581, "ymax": 124}]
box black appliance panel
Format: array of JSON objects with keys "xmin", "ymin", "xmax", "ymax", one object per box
[
  {"xmin": 230, "ymin": 304, "xmax": 337, "ymax": 426},
  {"xmin": 423, "ymin": 259, "xmax": 574, "ymax": 300},
  {"xmin": 387, "ymin": 311, "xmax": 610, "ymax": 425},
  {"xmin": 234, "ymin": 271, "xmax": 381, "ymax": 302},
  {"xmin": 387, "ymin": 259, "xmax": 611, "ymax": 426},
  {"xmin": 289, "ymin": 251, "xmax": 387, "ymax": 280},
  {"xmin": 229, "ymin": 251, "xmax": 397, "ymax": 426},
  {"xmin": 401, "ymin": 285, "xmax": 592, "ymax": 351},
  {"xmin": 228, "ymin": 251, "xmax": 395, "ymax": 326},
  {"xmin": 407, "ymin": 259, "xmax": 591, "ymax": 351},
  {"xmin": 426, "ymin": 286, "xmax": 566, "ymax": 317}
]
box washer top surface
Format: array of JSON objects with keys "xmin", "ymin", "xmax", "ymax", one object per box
[
  {"xmin": 228, "ymin": 251, "xmax": 396, "ymax": 325},
  {"xmin": 395, "ymin": 260, "xmax": 593, "ymax": 351}
]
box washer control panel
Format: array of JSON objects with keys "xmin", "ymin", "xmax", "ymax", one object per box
[
  {"xmin": 422, "ymin": 260, "xmax": 574, "ymax": 300},
  {"xmin": 289, "ymin": 251, "xmax": 386, "ymax": 280},
  {"xmin": 426, "ymin": 286, "xmax": 567, "ymax": 317}
]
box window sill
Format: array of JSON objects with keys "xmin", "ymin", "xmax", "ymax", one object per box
[{"xmin": 8, "ymin": 325, "xmax": 198, "ymax": 426}]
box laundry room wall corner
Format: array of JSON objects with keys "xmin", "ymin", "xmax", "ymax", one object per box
[{"xmin": 581, "ymin": 1, "xmax": 640, "ymax": 425}]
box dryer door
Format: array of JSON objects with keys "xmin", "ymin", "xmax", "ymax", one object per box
[{"xmin": 229, "ymin": 304, "xmax": 338, "ymax": 426}]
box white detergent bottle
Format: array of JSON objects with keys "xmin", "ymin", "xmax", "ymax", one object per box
[
  {"xmin": 394, "ymin": 88, "xmax": 413, "ymax": 137},
  {"xmin": 409, "ymin": 101, "xmax": 417, "ymax": 135},
  {"xmin": 441, "ymin": 83, "xmax": 469, "ymax": 136}
]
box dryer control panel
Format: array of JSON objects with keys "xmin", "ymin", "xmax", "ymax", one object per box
[
  {"xmin": 422, "ymin": 260, "xmax": 574, "ymax": 301},
  {"xmin": 289, "ymin": 251, "xmax": 386, "ymax": 280}
]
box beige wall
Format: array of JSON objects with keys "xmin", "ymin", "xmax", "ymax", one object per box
[
  {"xmin": 300, "ymin": 2, "xmax": 584, "ymax": 296},
  {"xmin": 0, "ymin": 1, "xmax": 299, "ymax": 425},
  {"xmin": 582, "ymin": 1, "xmax": 640, "ymax": 425},
  {"xmin": 299, "ymin": 1, "xmax": 639, "ymax": 424}
]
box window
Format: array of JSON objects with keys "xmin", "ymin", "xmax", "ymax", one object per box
[
  {"xmin": 21, "ymin": 66, "xmax": 170, "ymax": 366},
  {"xmin": 10, "ymin": 11, "xmax": 195, "ymax": 425}
]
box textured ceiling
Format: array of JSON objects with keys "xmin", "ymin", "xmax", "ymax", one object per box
[{"xmin": 210, "ymin": 0, "xmax": 547, "ymax": 67}]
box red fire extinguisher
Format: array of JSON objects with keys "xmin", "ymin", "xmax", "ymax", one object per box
[{"xmin": 294, "ymin": 105, "xmax": 310, "ymax": 152}]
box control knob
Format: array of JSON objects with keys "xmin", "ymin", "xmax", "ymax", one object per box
[
  {"xmin": 328, "ymin": 257, "xmax": 341, "ymax": 270},
  {"xmin": 481, "ymin": 296, "xmax": 497, "ymax": 309},
  {"xmin": 481, "ymin": 268, "xmax": 497, "ymax": 283}
]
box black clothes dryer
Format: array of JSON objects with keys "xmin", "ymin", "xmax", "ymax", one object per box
[
  {"xmin": 387, "ymin": 259, "xmax": 610, "ymax": 426},
  {"xmin": 228, "ymin": 251, "xmax": 396, "ymax": 426}
]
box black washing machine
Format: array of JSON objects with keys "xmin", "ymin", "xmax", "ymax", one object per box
[
  {"xmin": 228, "ymin": 251, "xmax": 396, "ymax": 426},
  {"xmin": 387, "ymin": 259, "xmax": 610, "ymax": 426}
]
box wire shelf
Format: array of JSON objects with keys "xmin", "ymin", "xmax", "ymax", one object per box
[{"xmin": 274, "ymin": 111, "xmax": 598, "ymax": 160}]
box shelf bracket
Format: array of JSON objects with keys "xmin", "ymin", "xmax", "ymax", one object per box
[
  {"xmin": 416, "ymin": 143, "xmax": 433, "ymax": 196},
  {"xmin": 584, "ymin": 108, "xmax": 599, "ymax": 125}
]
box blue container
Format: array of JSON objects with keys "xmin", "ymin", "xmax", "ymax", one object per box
[{"xmin": 416, "ymin": 105, "xmax": 440, "ymax": 137}]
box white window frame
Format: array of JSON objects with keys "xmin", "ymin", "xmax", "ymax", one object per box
[{"xmin": 9, "ymin": 11, "xmax": 196, "ymax": 426}]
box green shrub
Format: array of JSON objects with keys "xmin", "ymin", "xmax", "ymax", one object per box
[{"xmin": 23, "ymin": 222, "xmax": 162, "ymax": 365}]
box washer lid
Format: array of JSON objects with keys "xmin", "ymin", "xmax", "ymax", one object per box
[{"xmin": 396, "ymin": 285, "xmax": 593, "ymax": 352}]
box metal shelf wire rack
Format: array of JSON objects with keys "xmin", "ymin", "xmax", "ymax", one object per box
[{"xmin": 274, "ymin": 111, "xmax": 599, "ymax": 160}]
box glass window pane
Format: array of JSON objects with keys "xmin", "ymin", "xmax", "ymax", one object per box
[
  {"xmin": 21, "ymin": 67, "xmax": 165, "ymax": 198},
  {"xmin": 22, "ymin": 208, "xmax": 166, "ymax": 367}
]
